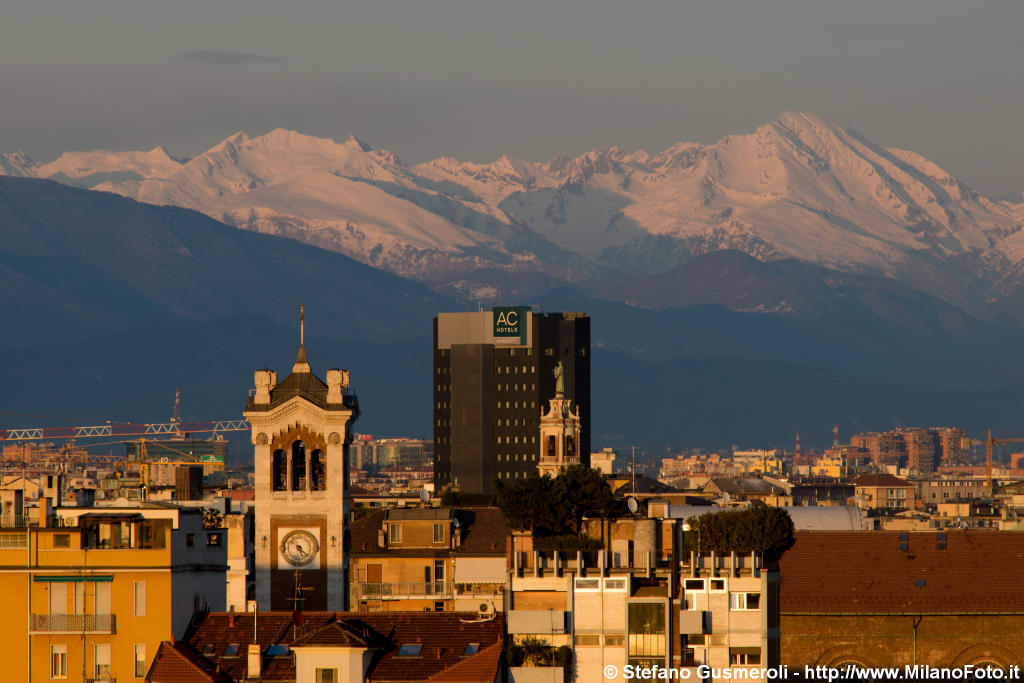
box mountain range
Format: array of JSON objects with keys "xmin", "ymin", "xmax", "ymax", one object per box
[
  {"xmin": 5, "ymin": 112, "xmax": 1024, "ymax": 321},
  {"xmin": 5, "ymin": 114, "xmax": 1024, "ymax": 450}
]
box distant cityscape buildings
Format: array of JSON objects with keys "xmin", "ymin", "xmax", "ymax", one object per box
[{"xmin": 8, "ymin": 303, "xmax": 1024, "ymax": 680}]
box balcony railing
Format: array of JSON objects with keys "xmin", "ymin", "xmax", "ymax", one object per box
[
  {"xmin": 31, "ymin": 613, "xmax": 116, "ymax": 633},
  {"xmin": 357, "ymin": 582, "xmax": 504, "ymax": 600},
  {"xmin": 0, "ymin": 514, "xmax": 32, "ymax": 529}
]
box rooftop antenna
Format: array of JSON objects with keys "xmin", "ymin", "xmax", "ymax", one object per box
[
  {"xmin": 300, "ymin": 303, "xmax": 305, "ymax": 347},
  {"xmin": 795, "ymin": 432, "xmax": 801, "ymax": 457},
  {"xmin": 832, "ymin": 422, "xmax": 839, "ymax": 449}
]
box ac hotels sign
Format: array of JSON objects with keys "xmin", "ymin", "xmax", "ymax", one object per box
[{"xmin": 493, "ymin": 306, "xmax": 530, "ymax": 345}]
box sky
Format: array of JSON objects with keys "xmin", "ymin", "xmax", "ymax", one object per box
[{"xmin": 2, "ymin": 0, "xmax": 1023, "ymax": 196}]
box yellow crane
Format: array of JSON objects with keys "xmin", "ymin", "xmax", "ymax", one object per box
[
  {"xmin": 965, "ymin": 430, "xmax": 1024, "ymax": 492},
  {"xmin": 131, "ymin": 438, "xmax": 223, "ymax": 501}
]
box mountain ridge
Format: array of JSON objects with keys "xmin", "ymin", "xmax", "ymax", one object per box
[{"xmin": 4, "ymin": 113, "xmax": 1024, "ymax": 318}]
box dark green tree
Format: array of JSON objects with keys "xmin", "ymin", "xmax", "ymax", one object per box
[
  {"xmin": 495, "ymin": 475, "xmax": 564, "ymax": 534},
  {"xmin": 693, "ymin": 505, "xmax": 794, "ymax": 559},
  {"xmin": 555, "ymin": 465, "xmax": 615, "ymax": 535}
]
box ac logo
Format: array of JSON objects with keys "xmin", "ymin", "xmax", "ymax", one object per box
[{"xmin": 493, "ymin": 306, "xmax": 529, "ymax": 344}]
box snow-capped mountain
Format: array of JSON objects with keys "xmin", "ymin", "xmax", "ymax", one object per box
[{"xmin": 5, "ymin": 112, "xmax": 1023, "ymax": 314}]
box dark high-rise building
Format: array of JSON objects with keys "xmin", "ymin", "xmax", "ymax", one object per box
[{"xmin": 433, "ymin": 308, "xmax": 590, "ymax": 494}]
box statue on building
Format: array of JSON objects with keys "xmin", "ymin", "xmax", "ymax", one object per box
[{"xmin": 554, "ymin": 361, "xmax": 565, "ymax": 396}]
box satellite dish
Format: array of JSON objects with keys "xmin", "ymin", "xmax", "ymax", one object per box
[
  {"xmin": 627, "ymin": 497, "xmax": 639, "ymax": 514},
  {"xmin": 419, "ymin": 489, "xmax": 431, "ymax": 503},
  {"xmin": 453, "ymin": 517, "xmax": 461, "ymax": 528}
]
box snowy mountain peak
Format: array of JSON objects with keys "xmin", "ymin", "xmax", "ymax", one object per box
[
  {"xmin": 344, "ymin": 135, "xmax": 373, "ymax": 152},
  {"xmin": 4, "ymin": 113, "xmax": 1024, "ymax": 315},
  {"xmin": 0, "ymin": 150, "xmax": 37, "ymax": 176}
]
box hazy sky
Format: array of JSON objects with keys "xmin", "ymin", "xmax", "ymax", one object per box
[{"xmin": 2, "ymin": 0, "xmax": 1022, "ymax": 196}]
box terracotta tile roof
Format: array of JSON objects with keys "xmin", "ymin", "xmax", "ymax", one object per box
[
  {"xmin": 426, "ymin": 640, "xmax": 504, "ymax": 682},
  {"xmin": 351, "ymin": 507, "xmax": 509, "ymax": 557},
  {"xmin": 147, "ymin": 641, "xmax": 227, "ymax": 683},
  {"xmin": 852, "ymin": 473, "xmax": 912, "ymax": 487},
  {"xmin": 779, "ymin": 531, "xmax": 1024, "ymax": 614},
  {"xmin": 179, "ymin": 611, "xmax": 505, "ymax": 682}
]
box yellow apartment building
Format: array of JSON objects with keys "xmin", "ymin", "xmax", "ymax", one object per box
[{"xmin": 0, "ymin": 505, "xmax": 226, "ymax": 683}]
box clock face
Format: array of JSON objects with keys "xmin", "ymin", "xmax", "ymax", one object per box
[{"xmin": 280, "ymin": 530, "xmax": 319, "ymax": 567}]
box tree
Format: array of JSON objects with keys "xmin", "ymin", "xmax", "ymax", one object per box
[
  {"xmin": 495, "ymin": 466, "xmax": 616, "ymax": 537},
  {"xmin": 554, "ymin": 465, "xmax": 615, "ymax": 535},
  {"xmin": 693, "ymin": 505, "xmax": 794, "ymax": 559},
  {"xmin": 495, "ymin": 475, "xmax": 564, "ymax": 534}
]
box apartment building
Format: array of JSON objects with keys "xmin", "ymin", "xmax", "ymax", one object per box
[
  {"xmin": 0, "ymin": 505, "xmax": 226, "ymax": 683},
  {"xmin": 852, "ymin": 473, "xmax": 916, "ymax": 510},
  {"xmin": 507, "ymin": 517, "xmax": 778, "ymax": 682},
  {"xmin": 348, "ymin": 507, "xmax": 509, "ymax": 613}
]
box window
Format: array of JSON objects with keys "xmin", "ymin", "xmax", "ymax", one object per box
[
  {"xmin": 53, "ymin": 534, "xmax": 70, "ymax": 548},
  {"xmin": 50, "ymin": 644, "xmax": 67, "ymax": 678},
  {"xmin": 134, "ymin": 643, "xmax": 146, "ymax": 678},
  {"xmin": 605, "ymin": 634, "xmax": 625, "ymax": 646},
  {"xmin": 464, "ymin": 643, "xmax": 480, "ymax": 655},
  {"xmin": 134, "ymin": 581, "xmax": 146, "ymax": 617},
  {"xmin": 206, "ymin": 532, "xmax": 223, "ymax": 547},
  {"xmin": 224, "ymin": 643, "xmax": 240, "ymax": 657},
  {"xmin": 389, "ymin": 523, "xmax": 402, "ymax": 543},
  {"xmin": 316, "ymin": 668, "xmax": 338, "ymax": 683},
  {"xmin": 186, "ymin": 533, "xmax": 195, "ymax": 547},
  {"xmin": 574, "ymin": 634, "xmax": 600, "ymax": 646},
  {"xmin": 730, "ymin": 648, "xmax": 761, "ymax": 665},
  {"xmin": 398, "ymin": 643, "xmax": 423, "ymax": 656},
  {"xmin": 709, "ymin": 579, "xmax": 726, "ymax": 591},
  {"xmin": 684, "ymin": 579, "xmax": 705, "ymax": 590},
  {"xmin": 94, "ymin": 643, "xmax": 111, "ymax": 679},
  {"xmin": 729, "ymin": 592, "xmax": 761, "ymax": 610},
  {"xmin": 266, "ymin": 645, "xmax": 290, "ymax": 656}
]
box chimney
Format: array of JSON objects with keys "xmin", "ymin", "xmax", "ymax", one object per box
[
  {"xmin": 247, "ymin": 644, "xmax": 261, "ymax": 679},
  {"xmin": 378, "ymin": 529, "xmax": 386, "ymax": 547}
]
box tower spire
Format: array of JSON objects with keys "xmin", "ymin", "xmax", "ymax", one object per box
[{"xmin": 293, "ymin": 302, "xmax": 310, "ymax": 373}]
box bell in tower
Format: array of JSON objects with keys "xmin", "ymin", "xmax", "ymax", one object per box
[{"xmin": 244, "ymin": 304, "xmax": 360, "ymax": 610}]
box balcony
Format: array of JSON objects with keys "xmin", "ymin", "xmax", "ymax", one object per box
[
  {"xmin": 31, "ymin": 613, "xmax": 116, "ymax": 633},
  {"xmin": 356, "ymin": 582, "xmax": 504, "ymax": 600}
]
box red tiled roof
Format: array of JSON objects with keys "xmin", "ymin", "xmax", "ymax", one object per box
[
  {"xmin": 147, "ymin": 642, "xmax": 226, "ymax": 683},
  {"xmin": 779, "ymin": 531, "xmax": 1024, "ymax": 614},
  {"xmin": 426, "ymin": 640, "xmax": 503, "ymax": 683},
  {"xmin": 181, "ymin": 611, "xmax": 505, "ymax": 682},
  {"xmin": 852, "ymin": 474, "xmax": 911, "ymax": 487},
  {"xmin": 351, "ymin": 507, "xmax": 509, "ymax": 557}
]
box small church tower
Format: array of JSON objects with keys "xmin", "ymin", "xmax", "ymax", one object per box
[
  {"xmin": 538, "ymin": 362, "xmax": 582, "ymax": 477},
  {"xmin": 244, "ymin": 305, "xmax": 359, "ymax": 610}
]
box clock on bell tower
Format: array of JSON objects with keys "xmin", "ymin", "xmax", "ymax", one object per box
[{"xmin": 244, "ymin": 305, "xmax": 359, "ymax": 610}]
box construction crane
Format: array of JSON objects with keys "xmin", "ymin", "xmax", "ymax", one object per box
[
  {"xmin": 132, "ymin": 438, "xmax": 223, "ymax": 501},
  {"xmin": 965, "ymin": 430, "xmax": 1024, "ymax": 492},
  {"xmin": 0, "ymin": 419, "xmax": 249, "ymax": 443}
]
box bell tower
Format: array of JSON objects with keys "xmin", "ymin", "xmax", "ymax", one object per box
[
  {"xmin": 244, "ymin": 305, "xmax": 359, "ymax": 610},
  {"xmin": 538, "ymin": 361, "xmax": 582, "ymax": 477}
]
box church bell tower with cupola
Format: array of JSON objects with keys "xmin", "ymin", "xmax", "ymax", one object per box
[
  {"xmin": 538, "ymin": 361, "xmax": 582, "ymax": 477},
  {"xmin": 244, "ymin": 305, "xmax": 359, "ymax": 610}
]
